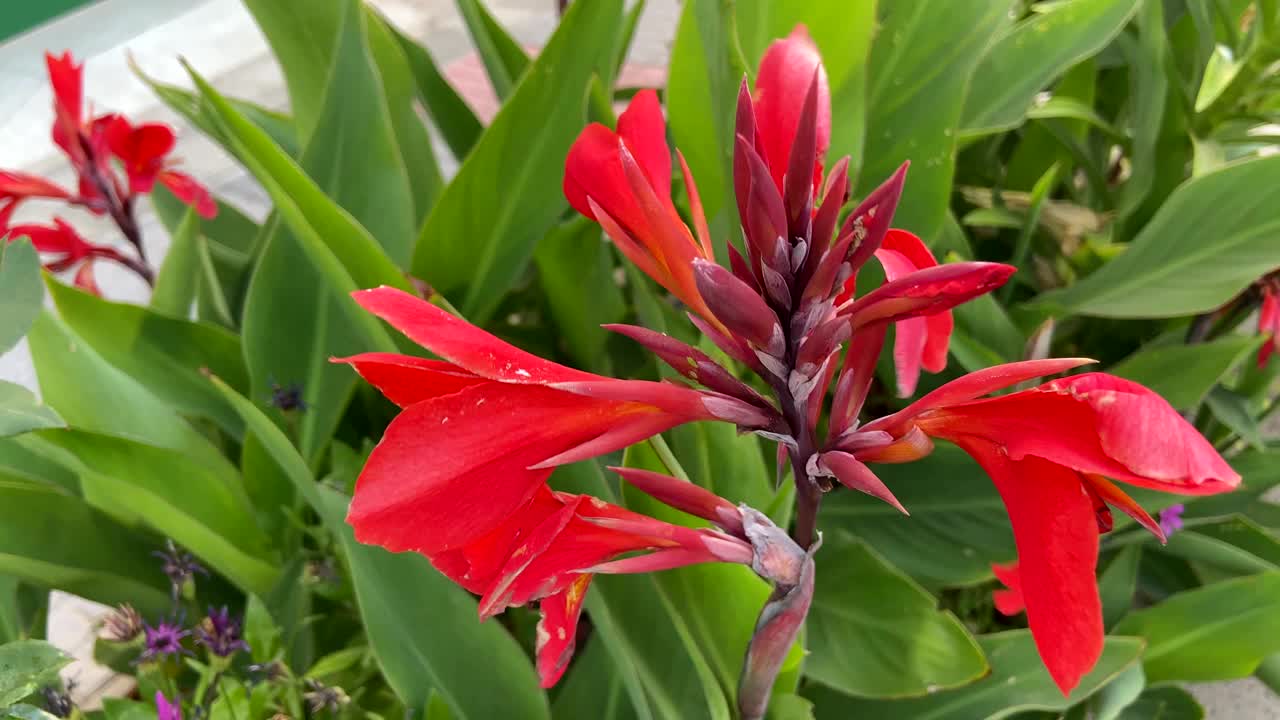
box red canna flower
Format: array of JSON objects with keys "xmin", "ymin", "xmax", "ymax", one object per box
[
  {"xmin": 564, "ymin": 90, "xmax": 717, "ymax": 322},
  {"xmin": 337, "ymin": 287, "xmax": 776, "ymax": 558},
  {"xmin": 104, "ymin": 116, "xmax": 216, "ymax": 219},
  {"xmin": 46, "ymin": 52, "xmax": 86, "ymax": 163},
  {"xmin": 991, "ymin": 561, "xmax": 1025, "ymax": 616},
  {"xmin": 1258, "ymin": 280, "xmax": 1279, "ymax": 367},
  {"xmin": 751, "ymin": 25, "xmax": 830, "ymax": 194},
  {"xmin": 852, "ymin": 361, "xmax": 1239, "ymax": 693},
  {"xmin": 5, "ymin": 217, "xmax": 124, "ymax": 285}
]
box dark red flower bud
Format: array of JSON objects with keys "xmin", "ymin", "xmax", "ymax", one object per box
[{"xmin": 692, "ymin": 259, "xmax": 785, "ymax": 357}]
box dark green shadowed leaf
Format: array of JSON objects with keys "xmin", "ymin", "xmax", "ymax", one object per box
[
  {"xmin": 819, "ymin": 443, "xmax": 1015, "ymax": 589},
  {"xmin": 552, "ymin": 635, "xmax": 639, "ymax": 720},
  {"xmin": 386, "ymin": 20, "xmax": 483, "ymax": 161},
  {"xmin": 1109, "ymin": 334, "xmax": 1264, "ymax": 409},
  {"xmin": 0, "ymin": 641, "xmax": 69, "ymax": 707},
  {"xmin": 806, "ymin": 534, "xmax": 987, "ymax": 698},
  {"xmin": 0, "ymin": 239, "xmax": 41, "ymax": 355},
  {"xmin": 0, "ymin": 472, "xmax": 170, "ymax": 616},
  {"xmin": 959, "ymin": 0, "xmax": 1142, "ymax": 136},
  {"xmin": 1204, "ymin": 386, "xmax": 1266, "ymax": 450},
  {"xmin": 412, "ymin": 0, "xmax": 624, "ymax": 324},
  {"xmin": 859, "ymin": 0, "xmax": 1014, "ymax": 244},
  {"xmin": 1042, "ymin": 155, "xmax": 1280, "ymax": 317},
  {"xmin": 455, "ymin": 0, "xmax": 530, "ymax": 101},
  {"xmin": 0, "ymin": 383, "xmax": 62, "ymax": 440},
  {"xmin": 1114, "ymin": 571, "xmax": 1280, "ymax": 683},
  {"xmin": 533, "ymin": 217, "xmax": 625, "ymax": 370},
  {"xmin": 807, "ymin": 631, "xmax": 1144, "ymax": 720},
  {"xmin": 1099, "ymin": 545, "xmax": 1142, "ymax": 629},
  {"xmin": 1116, "ymin": 686, "xmax": 1203, "ymax": 720}
]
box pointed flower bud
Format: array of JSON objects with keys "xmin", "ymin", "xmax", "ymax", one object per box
[{"xmin": 693, "ymin": 259, "xmax": 786, "ymax": 357}]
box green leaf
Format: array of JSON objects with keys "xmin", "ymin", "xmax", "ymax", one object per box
[
  {"xmin": 1114, "ymin": 571, "xmax": 1280, "ymax": 682},
  {"xmin": 533, "ymin": 218, "xmax": 626, "ymax": 370},
  {"xmin": 0, "ymin": 641, "xmax": 69, "ymax": 707},
  {"xmin": 25, "ymin": 311, "xmax": 228, "ymax": 470},
  {"xmin": 412, "ymin": 0, "xmax": 624, "ymax": 323},
  {"xmin": 210, "ymin": 376, "xmax": 548, "ymax": 718},
  {"xmin": 859, "ymin": 0, "xmax": 1014, "ymax": 244},
  {"xmin": 41, "ymin": 430, "xmax": 277, "ymax": 596},
  {"xmin": 150, "ymin": 209, "xmax": 201, "ymax": 317},
  {"xmin": 385, "ymin": 19, "xmax": 482, "ymax": 161},
  {"xmin": 0, "ymin": 383, "xmax": 62, "ymax": 440},
  {"xmin": 241, "ymin": 0, "xmax": 341, "ymax": 139},
  {"xmin": 0, "ymin": 240, "xmax": 42, "ymax": 355},
  {"xmin": 1116, "ymin": 0, "xmax": 1169, "ymax": 220},
  {"xmin": 455, "ymin": 0, "xmax": 530, "ymax": 100},
  {"xmin": 0, "ymin": 472, "xmax": 170, "ymax": 616},
  {"xmin": 959, "ymin": 0, "xmax": 1141, "ymax": 136},
  {"xmin": 1159, "ymin": 514, "xmax": 1280, "ymax": 575},
  {"xmin": 130, "ymin": 59, "xmax": 299, "ymax": 158},
  {"xmin": 951, "ymin": 293, "xmax": 1024, "ymax": 370},
  {"xmin": 46, "ymin": 279, "xmax": 249, "ymax": 438},
  {"xmin": 1042, "ymin": 154, "xmax": 1280, "ymax": 317},
  {"xmin": 552, "ymin": 636, "xmax": 638, "ymax": 720},
  {"xmin": 1099, "ymin": 545, "xmax": 1142, "ymax": 629},
  {"xmin": 6, "ymin": 704, "xmax": 61, "ymax": 720},
  {"xmin": 807, "ymin": 631, "xmax": 1145, "ymax": 719},
  {"xmin": 1091, "ymin": 662, "xmax": 1145, "ymax": 720},
  {"xmin": 806, "ymin": 534, "xmax": 987, "ymax": 698},
  {"xmin": 1116, "ymin": 686, "xmax": 1203, "ymax": 720},
  {"xmin": 1204, "ymin": 386, "xmax": 1266, "ymax": 449},
  {"xmin": 1108, "ymin": 334, "xmax": 1264, "ymax": 409},
  {"xmin": 819, "ymin": 443, "xmax": 1015, "ymax": 589},
  {"xmin": 554, "ymin": 461, "xmax": 734, "ymax": 720}
]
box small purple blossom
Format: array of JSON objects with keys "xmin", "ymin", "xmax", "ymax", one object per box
[
  {"xmin": 153, "ymin": 539, "xmax": 207, "ymax": 603},
  {"xmin": 1158, "ymin": 504, "xmax": 1185, "ymax": 537},
  {"xmin": 196, "ymin": 606, "xmax": 249, "ymax": 658},
  {"xmin": 268, "ymin": 380, "xmax": 307, "ymax": 412},
  {"xmin": 140, "ymin": 621, "xmax": 191, "ymax": 662},
  {"xmin": 101, "ymin": 603, "xmax": 143, "ymax": 642},
  {"xmin": 155, "ymin": 691, "xmax": 182, "ymax": 720}
]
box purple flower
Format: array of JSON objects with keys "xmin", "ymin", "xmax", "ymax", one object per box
[
  {"xmin": 101, "ymin": 603, "xmax": 143, "ymax": 642},
  {"xmin": 153, "ymin": 539, "xmax": 207, "ymax": 602},
  {"xmin": 140, "ymin": 621, "xmax": 191, "ymax": 662},
  {"xmin": 1158, "ymin": 504, "xmax": 1186, "ymax": 537},
  {"xmin": 155, "ymin": 691, "xmax": 181, "ymax": 720},
  {"xmin": 196, "ymin": 606, "xmax": 248, "ymax": 658},
  {"xmin": 268, "ymin": 380, "xmax": 307, "ymax": 412}
]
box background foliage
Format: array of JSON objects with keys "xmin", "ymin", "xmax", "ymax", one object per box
[{"xmin": 3, "ymin": 0, "xmax": 1280, "ymax": 718}]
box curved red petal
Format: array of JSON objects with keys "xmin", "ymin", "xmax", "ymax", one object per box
[
  {"xmin": 753, "ymin": 26, "xmax": 830, "ymax": 191},
  {"xmin": 536, "ymin": 574, "xmax": 592, "ymax": 687},
  {"xmin": 158, "ymin": 171, "xmax": 217, "ymax": 219},
  {"xmin": 333, "ymin": 352, "xmax": 485, "ymax": 407},
  {"xmin": 818, "ymin": 451, "xmax": 907, "ymax": 514},
  {"xmin": 991, "ymin": 561, "xmax": 1026, "ymax": 615},
  {"xmin": 957, "ymin": 438, "xmax": 1102, "ymax": 695},
  {"xmin": 616, "ymin": 89, "xmax": 671, "ymax": 202}
]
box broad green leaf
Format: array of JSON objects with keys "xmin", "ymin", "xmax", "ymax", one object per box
[
  {"xmin": 130, "ymin": 59, "xmax": 299, "ymax": 158},
  {"xmin": 241, "ymin": 0, "xmax": 341, "ymax": 139},
  {"xmin": 554, "ymin": 461, "xmax": 733, "ymax": 720},
  {"xmin": 6, "ymin": 704, "xmax": 61, "ymax": 720},
  {"xmin": 1204, "ymin": 386, "xmax": 1266, "ymax": 449},
  {"xmin": 46, "ymin": 279, "xmax": 249, "ymax": 438},
  {"xmin": 621, "ymin": 440, "xmax": 775, "ymax": 708},
  {"xmin": 150, "ymin": 208, "xmax": 200, "ymax": 317},
  {"xmin": 385, "ymin": 18, "xmax": 483, "ymax": 161},
  {"xmin": 211, "ymin": 376, "xmax": 548, "ymax": 718},
  {"xmin": 1025, "ymin": 96, "xmax": 1125, "ymax": 139},
  {"xmin": 412, "ymin": 0, "xmax": 624, "ymax": 323},
  {"xmin": 1115, "ymin": 0, "xmax": 1169, "ymax": 220},
  {"xmin": 455, "ymin": 0, "xmax": 530, "ymax": 100},
  {"xmin": 302, "ymin": 0, "xmax": 415, "ymax": 263},
  {"xmin": 0, "ymin": 383, "xmax": 62, "ymax": 439},
  {"xmin": 1091, "ymin": 663, "xmax": 1145, "ymax": 720},
  {"xmin": 0, "ymin": 436, "xmax": 77, "ymax": 494},
  {"xmin": 1114, "ymin": 571, "xmax": 1280, "ymax": 682},
  {"xmin": 859, "ymin": 0, "xmax": 1014, "ymax": 244},
  {"xmin": 1042, "ymin": 154, "xmax": 1280, "ymax": 317},
  {"xmin": 1108, "ymin": 334, "xmax": 1264, "ymax": 408},
  {"xmin": 0, "ymin": 641, "xmax": 69, "ymax": 707},
  {"xmin": 808, "ymin": 631, "xmax": 1144, "ymax": 719},
  {"xmin": 1099, "ymin": 545, "xmax": 1142, "ymax": 629},
  {"xmin": 25, "ymin": 311, "xmax": 228, "ymax": 470},
  {"xmin": 552, "ymin": 636, "xmax": 638, "ymax": 720},
  {"xmin": 959, "ymin": 0, "xmax": 1141, "ymax": 136},
  {"xmin": 532, "ymin": 218, "xmax": 626, "ymax": 370},
  {"xmin": 0, "ymin": 239, "xmax": 41, "ymax": 355},
  {"xmin": 0, "ymin": 472, "xmax": 169, "ymax": 616},
  {"xmin": 951, "ymin": 293, "xmax": 1024, "ymax": 370},
  {"xmin": 806, "ymin": 534, "xmax": 987, "ymax": 698},
  {"xmin": 1157, "ymin": 515, "xmax": 1280, "ymax": 575},
  {"xmin": 42, "ymin": 430, "xmax": 276, "ymax": 596},
  {"xmin": 1256, "ymin": 653, "xmax": 1280, "ymax": 696},
  {"xmin": 1115, "ymin": 686, "xmax": 1203, "ymax": 720},
  {"xmin": 819, "ymin": 443, "xmax": 1014, "ymax": 589}
]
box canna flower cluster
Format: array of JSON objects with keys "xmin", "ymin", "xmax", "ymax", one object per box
[
  {"xmin": 341, "ymin": 26, "xmax": 1238, "ymax": 713},
  {"xmin": 0, "ymin": 52, "xmax": 215, "ymax": 292}
]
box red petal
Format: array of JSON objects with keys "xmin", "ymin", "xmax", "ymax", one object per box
[
  {"xmin": 45, "ymin": 52, "xmax": 83, "ymax": 146},
  {"xmin": 429, "ymin": 485, "xmax": 564, "ymax": 594},
  {"xmin": 753, "ymin": 25, "xmax": 830, "ymax": 192},
  {"xmin": 348, "ymin": 383, "xmax": 662, "ymax": 554},
  {"xmin": 333, "ymin": 352, "xmax": 485, "ymax": 407},
  {"xmin": 818, "ymin": 451, "xmax": 907, "ymax": 514},
  {"xmin": 0, "ymin": 171, "xmax": 74, "ymax": 201},
  {"xmin": 351, "ymin": 287, "xmax": 597, "ymax": 384},
  {"xmin": 956, "ymin": 438, "xmax": 1102, "ymax": 696},
  {"xmin": 73, "ymin": 261, "xmax": 101, "ymax": 296},
  {"xmin": 991, "ymin": 561, "xmax": 1026, "ymax": 615},
  {"xmin": 609, "ymin": 466, "xmax": 743, "ymax": 535},
  {"xmin": 1081, "ymin": 473, "xmax": 1165, "ymax": 543},
  {"xmin": 158, "ymin": 171, "xmax": 217, "ymax": 219},
  {"xmin": 841, "ymin": 262, "xmax": 1015, "ymax": 329},
  {"xmin": 615, "ymin": 89, "xmax": 671, "ymax": 202},
  {"xmin": 536, "ymin": 574, "xmax": 592, "ymax": 687}
]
